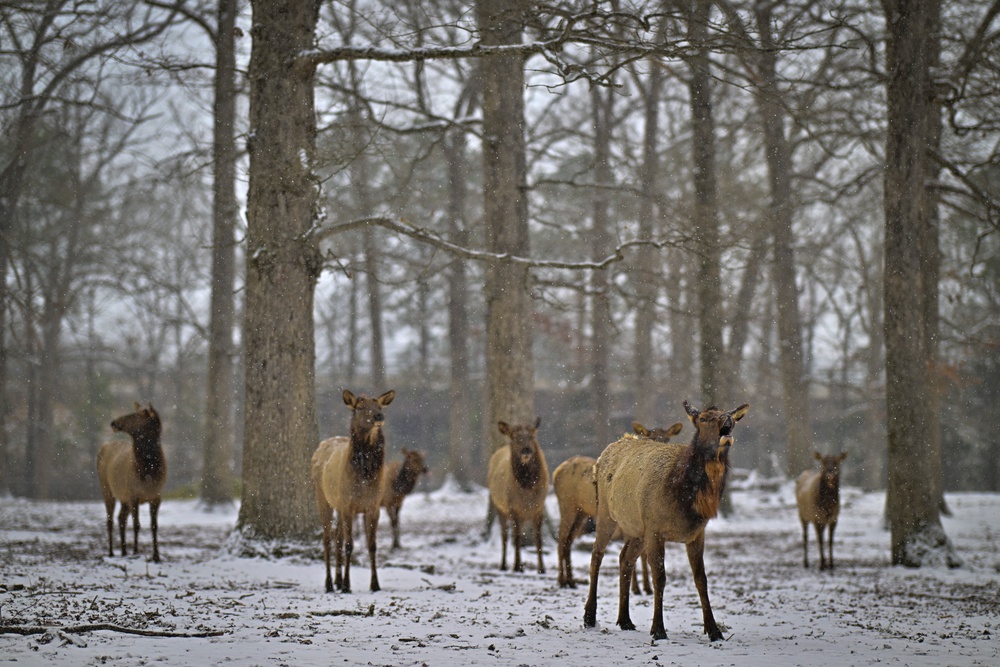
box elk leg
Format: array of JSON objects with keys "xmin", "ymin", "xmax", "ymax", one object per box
[
  {"xmin": 512, "ymin": 516, "xmax": 523, "ymax": 573},
  {"xmin": 365, "ymin": 509, "xmax": 380, "ymax": 592},
  {"xmin": 648, "ymin": 536, "xmax": 668, "ymax": 641},
  {"xmin": 534, "ymin": 514, "xmax": 545, "ymax": 575},
  {"xmin": 104, "ymin": 498, "xmax": 116, "ymax": 557},
  {"xmin": 641, "ymin": 551, "xmax": 652, "ymax": 595},
  {"xmin": 320, "ymin": 504, "xmax": 334, "ymax": 593},
  {"xmin": 815, "ymin": 522, "xmax": 827, "ymax": 571},
  {"xmin": 559, "ymin": 512, "xmax": 584, "ymax": 588},
  {"xmin": 828, "ymin": 521, "xmax": 837, "ymax": 570},
  {"xmin": 616, "ymin": 537, "xmax": 643, "ymax": 631},
  {"xmin": 131, "ymin": 503, "xmax": 141, "ymax": 555},
  {"xmin": 801, "ymin": 521, "xmax": 809, "ymax": 568},
  {"xmin": 583, "ymin": 514, "xmax": 617, "ymax": 629},
  {"xmin": 334, "ymin": 512, "xmax": 345, "ymax": 592},
  {"xmin": 343, "ymin": 512, "xmax": 355, "ymax": 593},
  {"xmin": 389, "ymin": 505, "xmax": 401, "ymax": 550},
  {"xmin": 117, "ymin": 503, "xmax": 130, "ymax": 557},
  {"xmin": 687, "ymin": 531, "xmax": 723, "ymax": 641},
  {"xmin": 498, "ymin": 511, "xmax": 509, "ymax": 571},
  {"xmin": 149, "ymin": 498, "xmax": 161, "ymax": 563}
]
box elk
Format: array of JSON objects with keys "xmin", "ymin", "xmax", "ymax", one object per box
[
  {"xmin": 796, "ymin": 451, "xmax": 847, "ymax": 571},
  {"xmin": 97, "ymin": 403, "xmax": 167, "ymax": 562},
  {"xmin": 584, "ymin": 401, "xmax": 749, "ymax": 642},
  {"xmin": 487, "ymin": 418, "xmax": 549, "ymax": 574},
  {"xmin": 553, "ymin": 421, "xmax": 683, "ymax": 590},
  {"xmin": 312, "ymin": 389, "xmax": 395, "ymax": 593},
  {"xmin": 380, "ymin": 448, "xmax": 429, "ymax": 549}
]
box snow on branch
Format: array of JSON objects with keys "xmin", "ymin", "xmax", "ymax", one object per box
[{"xmin": 311, "ymin": 216, "xmax": 679, "ymax": 271}]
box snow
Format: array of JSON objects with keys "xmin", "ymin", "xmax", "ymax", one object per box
[{"xmin": 2, "ymin": 482, "xmax": 998, "ymax": 666}]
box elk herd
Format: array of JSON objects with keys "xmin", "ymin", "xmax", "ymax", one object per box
[{"xmin": 96, "ymin": 392, "xmax": 850, "ymax": 643}]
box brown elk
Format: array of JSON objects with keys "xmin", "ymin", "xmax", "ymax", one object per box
[
  {"xmin": 796, "ymin": 451, "xmax": 847, "ymax": 570},
  {"xmin": 553, "ymin": 421, "xmax": 683, "ymax": 590},
  {"xmin": 487, "ymin": 418, "xmax": 549, "ymax": 574},
  {"xmin": 312, "ymin": 389, "xmax": 395, "ymax": 593},
  {"xmin": 380, "ymin": 448, "xmax": 429, "ymax": 549},
  {"xmin": 97, "ymin": 403, "xmax": 166, "ymax": 562},
  {"xmin": 584, "ymin": 401, "xmax": 749, "ymax": 642}
]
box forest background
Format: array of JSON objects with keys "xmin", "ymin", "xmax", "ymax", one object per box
[{"xmin": 1, "ymin": 0, "xmax": 998, "ymax": 564}]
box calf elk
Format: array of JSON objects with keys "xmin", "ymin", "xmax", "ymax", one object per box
[
  {"xmin": 487, "ymin": 418, "xmax": 549, "ymax": 574},
  {"xmin": 97, "ymin": 403, "xmax": 166, "ymax": 562},
  {"xmin": 796, "ymin": 451, "xmax": 847, "ymax": 570},
  {"xmin": 312, "ymin": 389, "xmax": 395, "ymax": 593},
  {"xmin": 584, "ymin": 401, "xmax": 749, "ymax": 642},
  {"xmin": 380, "ymin": 448, "xmax": 429, "ymax": 549}
]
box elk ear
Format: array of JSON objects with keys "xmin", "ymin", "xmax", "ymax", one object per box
[
  {"xmin": 343, "ymin": 389, "xmax": 358, "ymax": 408},
  {"xmin": 813, "ymin": 451, "xmax": 824, "ymax": 462},
  {"xmin": 632, "ymin": 421, "xmax": 649, "ymax": 437},
  {"xmin": 533, "ymin": 416, "xmax": 541, "ymax": 431},
  {"xmin": 377, "ymin": 389, "xmax": 396, "ymax": 406},
  {"xmin": 838, "ymin": 452, "xmax": 848, "ymax": 462},
  {"xmin": 134, "ymin": 402, "xmax": 142, "ymax": 411},
  {"xmin": 729, "ymin": 403, "xmax": 750, "ymax": 422},
  {"xmin": 498, "ymin": 421, "xmax": 511, "ymax": 436},
  {"xmin": 666, "ymin": 422, "xmax": 684, "ymax": 437},
  {"xmin": 683, "ymin": 401, "xmax": 700, "ymax": 421}
]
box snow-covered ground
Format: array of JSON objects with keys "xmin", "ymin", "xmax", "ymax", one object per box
[{"xmin": 1, "ymin": 479, "xmax": 998, "ymax": 666}]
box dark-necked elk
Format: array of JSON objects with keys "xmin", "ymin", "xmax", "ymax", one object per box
[
  {"xmin": 312, "ymin": 389, "xmax": 395, "ymax": 593},
  {"xmin": 796, "ymin": 451, "xmax": 847, "ymax": 571},
  {"xmin": 380, "ymin": 448, "xmax": 429, "ymax": 549},
  {"xmin": 487, "ymin": 418, "xmax": 549, "ymax": 574},
  {"xmin": 553, "ymin": 421, "xmax": 683, "ymax": 590},
  {"xmin": 97, "ymin": 403, "xmax": 166, "ymax": 562},
  {"xmin": 584, "ymin": 401, "xmax": 749, "ymax": 642}
]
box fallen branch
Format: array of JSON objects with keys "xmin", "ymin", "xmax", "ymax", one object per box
[
  {"xmin": 309, "ymin": 604, "xmax": 375, "ymax": 618},
  {"xmin": 0, "ymin": 624, "xmax": 224, "ymax": 638}
]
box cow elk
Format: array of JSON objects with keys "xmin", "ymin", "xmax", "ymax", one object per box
[
  {"xmin": 553, "ymin": 421, "xmax": 682, "ymax": 591},
  {"xmin": 380, "ymin": 448, "xmax": 429, "ymax": 549},
  {"xmin": 97, "ymin": 403, "xmax": 167, "ymax": 562},
  {"xmin": 312, "ymin": 389, "xmax": 395, "ymax": 593},
  {"xmin": 796, "ymin": 451, "xmax": 847, "ymax": 571},
  {"xmin": 487, "ymin": 418, "xmax": 549, "ymax": 574},
  {"xmin": 583, "ymin": 401, "xmax": 749, "ymax": 642}
]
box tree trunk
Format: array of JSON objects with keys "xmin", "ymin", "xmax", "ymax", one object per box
[
  {"xmin": 881, "ymin": 0, "xmax": 958, "ymax": 567},
  {"xmin": 753, "ymin": 2, "xmax": 813, "ymax": 478},
  {"xmin": 633, "ymin": 58, "xmax": 662, "ymax": 425},
  {"xmin": 687, "ymin": 0, "xmax": 724, "ymax": 408},
  {"xmin": 590, "ymin": 83, "xmax": 615, "ymax": 451},
  {"xmin": 446, "ymin": 127, "xmax": 473, "ymax": 489},
  {"xmin": 238, "ymin": 0, "xmax": 322, "ymax": 541},
  {"xmin": 477, "ymin": 0, "xmax": 535, "ymax": 457},
  {"xmin": 201, "ymin": 0, "xmax": 240, "ymax": 507}
]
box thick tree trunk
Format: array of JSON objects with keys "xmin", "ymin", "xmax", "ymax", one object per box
[
  {"xmin": 238, "ymin": 0, "xmax": 322, "ymax": 540},
  {"xmin": 476, "ymin": 0, "xmax": 536, "ymax": 457},
  {"xmin": 687, "ymin": 0, "xmax": 724, "ymax": 408},
  {"xmin": 201, "ymin": 0, "xmax": 239, "ymax": 506},
  {"xmin": 633, "ymin": 59, "xmax": 663, "ymax": 425},
  {"xmin": 753, "ymin": 3, "xmax": 813, "ymax": 478},
  {"xmin": 881, "ymin": 0, "xmax": 957, "ymax": 567},
  {"xmin": 446, "ymin": 128, "xmax": 473, "ymax": 489},
  {"xmin": 590, "ymin": 83, "xmax": 615, "ymax": 451}
]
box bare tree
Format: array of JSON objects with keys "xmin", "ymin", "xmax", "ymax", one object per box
[{"xmin": 881, "ymin": 0, "xmax": 958, "ymax": 567}]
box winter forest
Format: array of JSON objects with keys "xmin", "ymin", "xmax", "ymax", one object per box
[{"xmin": 2, "ymin": 0, "xmax": 1000, "ymax": 571}]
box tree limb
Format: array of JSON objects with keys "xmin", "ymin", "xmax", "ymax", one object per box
[{"xmin": 0, "ymin": 624, "xmax": 224, "ymax": 638}]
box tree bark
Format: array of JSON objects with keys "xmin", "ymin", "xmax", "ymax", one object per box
[
  {"xmin": 201, "ymin": 0, "xmax": 239, "ymax": 506},
  {"xmin": 881, "ymin": 0, "xmax": 958, "ymax": 567},
  {"xmin": 686, "ymin": 0, "xmax": 724, "ymax": 407},
  {"xmin": 590, "ymin": 82, "xmax": 615, "ymax": 451},
  {"xmin": 752, "ymin": 2, "xmax": 813, "ymax": 478},
  {"xmin": 238, "ymin": 0, "xmax": 322, "ymax": 540},
  {"xmin": 633, "ymin": 58, "xmax": 663, "ymax": 425},
  {"xmin": 476, "ymin": 0, "xmax": 536, "ymax": 457}
]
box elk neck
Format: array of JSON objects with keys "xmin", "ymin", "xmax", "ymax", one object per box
[
  {"xmin": 668, "ymin": 437, "xmax": 730, "ymax": 525},
  {"xmin": 349, "ymin": 425, "xmax": 385, "ymax": 482},
  {"xmin": 131, "ymin": 427, "xmax": 165, "ymax": 483}
]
